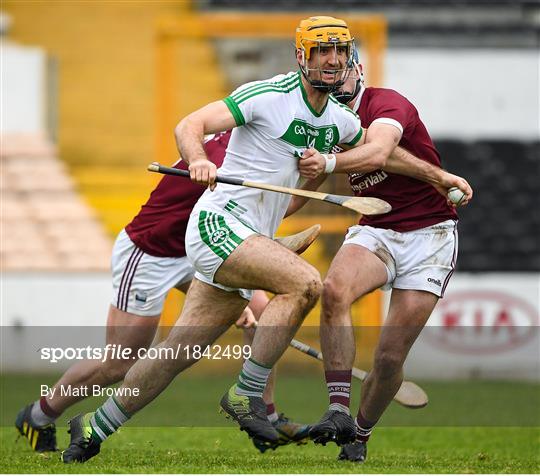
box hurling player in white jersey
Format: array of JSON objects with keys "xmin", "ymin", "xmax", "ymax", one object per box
[
  {"xmin": 61, "ymin": 16, "xmax": 382, "ymax": 461},
  {"xmin": 193, "ymin": 67, "xmax": 361, "ymax": 238}
]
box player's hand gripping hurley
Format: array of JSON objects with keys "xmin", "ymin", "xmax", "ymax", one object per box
[{"xmin": 148, "ymin": 163, "xmax": 391, "ymax": 216}]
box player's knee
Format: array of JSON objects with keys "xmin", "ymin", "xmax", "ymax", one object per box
[
  {"xmin": 322, "ymin": 276, "xmax": 350, "ymax": 314},
  {"xmin": 374, "ymin": 350, "xmax": 403, "ymax": 379},
  {"xmin": 298, "ymin": 269, "xmax": 323, "ymax": 308}
]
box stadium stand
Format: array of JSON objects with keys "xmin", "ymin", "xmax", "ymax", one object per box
[
  {"xmin": 1, "ymin": 132, "xmax": 112, "ymax": 271},
  {"xmin": 436, "ymin": 139, "xmax": 540, "ymax": 272},
  {"xmin": 3, "ymin": 2, "xmax": 537, "ymax": 276},
  {"xmin": 201, "ymin": 0, "xmax": 539, "ymax": 48}
]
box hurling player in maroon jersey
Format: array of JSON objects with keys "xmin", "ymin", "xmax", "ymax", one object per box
[
  {"xmin": 16, "ymin": 132, "xmax": 312, "ymax": 454},
  {"xmin": 302, "ymin": 54, "xmax": 473, "ymax": 461}
]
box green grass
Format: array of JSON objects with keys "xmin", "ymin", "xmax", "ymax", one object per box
[
  {"xmin": 1, "ymin": 373, "xmax": 539, "ymax": 473},
  {"xmin": 2, "ymin": 426, "xmax": 538, "ymax": 473}
]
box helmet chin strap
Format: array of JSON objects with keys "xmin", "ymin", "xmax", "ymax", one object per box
[
  {"xmin": 334, "ymin": 62, "xmax": 363, "ymax": 104},
  {"xmin": 333, "ymin": 79, "xmax": 361, "ymax": 104}
]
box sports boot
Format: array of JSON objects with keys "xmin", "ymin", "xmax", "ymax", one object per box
[
  {"xmin": 252, "ymin": 413, "xmax": 311, "ymax": 453},
  {"xmin": 220, "ymin": 384, "xmax": 279, "ymax": 444},
  {"xmin": 309, "ymin": 410, "xmax": 356, "ymax": 446},
  {"xmin": 339, "ymin": 439, "xmax": 368, "ymax": 462},
  {"xmin": 61, "ymin": 414, "xmax": 101, "ymax": 463},
  {"xmin": 15, "ymin": 404, "xmax": 58, "ymax": 452}
]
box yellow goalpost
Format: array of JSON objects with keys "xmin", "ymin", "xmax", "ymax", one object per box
[
  {"xmin": 155, "ymin": 12, "xmax": 387, "ymax": 165},
  {"xmin": 155, "ymin": 12, "xmax": 387, "ymax": 362}
]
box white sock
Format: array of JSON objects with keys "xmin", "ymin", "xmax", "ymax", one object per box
[
  {"xmin": 30, "ymin": 400, "xmax": 56, "ymax": 426},
  {"xmin": 236, "ymin": 358, "xmax": 272, "ymax": 397},
  {"xmin": 267, "ymin": 412, "xmax": 279, "ymax": 423},
  {"xmin": 89, "ymin": 397, "xmax": 131, "ymax": 443},
  {"xmin": 329, "ymin": 402, "xmax": 350, "ymax": 415}
]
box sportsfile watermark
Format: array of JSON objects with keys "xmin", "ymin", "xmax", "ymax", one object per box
[
  {"xmin": 0, "ymin": 325, "xmax": 538, "ymax": 428},
  {"xmin": 40, "ymin": 344, "xmax": 252, "ymax": 364},
  {"xmin": 40, "ymin": 383, "xmax": 141, "ymax": 399}
]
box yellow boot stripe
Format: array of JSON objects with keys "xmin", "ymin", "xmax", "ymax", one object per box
[
  {"xmin": 23, "ymin": 422, "xmax": 29, "ymax": 436},
  {"xmin": 31, "ymin": 429, "xmax": 39, "ymax": 449}
]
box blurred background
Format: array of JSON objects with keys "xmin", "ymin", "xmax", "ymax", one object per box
[{"xmin": 1, "ymin": 0, "xmax": 539, "ymax": 420}]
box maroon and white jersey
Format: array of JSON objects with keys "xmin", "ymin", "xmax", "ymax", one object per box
[
  {"xmin": 125, "ymin": 131, "xmax": 231, "ymax": 257},
  {"xmin": 349, "ymin": 87, "xmax": 457, "ymax": 231}
]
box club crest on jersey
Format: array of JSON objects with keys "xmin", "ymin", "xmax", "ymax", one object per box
[
  {"xmin": 324, "ymin": 128, "xmax": 334, "ymax": 147},
  {"xmin": 210, "ymin": 228, "xmax": 230, "ymax": 246}
]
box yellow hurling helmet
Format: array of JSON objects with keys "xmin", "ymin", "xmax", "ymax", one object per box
[
  {"xmin": 296, "ymin": 16, "xmax": 353, "ymax": 59},
  {"xmin": 295, "ymin": 16, "xmax": 355, "ymax": 92}
]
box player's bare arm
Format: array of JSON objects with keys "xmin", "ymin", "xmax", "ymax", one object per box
[
  {"xmin": 298, "ymin": 122, "xmax": 399, "ymax": 179},
  {"xmin": 386, "ymin": 146, "xmax": 473, "ymax": 206},
  {"xmin": 297, "ymin": 123, "xmax": 472, "ymax": 207},
  {"xmin": 336, "ymin": 122, "xmax": 400, "ymax": 172},
  {"xmin": 175, "ymin": 101, "xmax": 237, "ymax": 189}
]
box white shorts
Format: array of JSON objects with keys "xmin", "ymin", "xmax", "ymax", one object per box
[
  {"xmin": 185, "ymin": 207, "xmax": 256, "ymax": 301},
  {"xmin": 111, "ymin": 229, "xmax": 195, "ymax": 316},
  {"xmin": 343, "ymin": 220, "xmax": 458, "ymax": 297}
]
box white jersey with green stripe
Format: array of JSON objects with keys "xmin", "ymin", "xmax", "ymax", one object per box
[{"xmin": 195, "ymin": 70, "xmax": 363, "ymax": 238}]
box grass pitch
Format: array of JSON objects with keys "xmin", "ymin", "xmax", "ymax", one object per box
[
  {"xmin": 2, "ymin": 426, "xmax": 538, "ymax": 473},
  {"xmin": 1, "ymin": 373, "xmax": 539, "ymax": 473}
]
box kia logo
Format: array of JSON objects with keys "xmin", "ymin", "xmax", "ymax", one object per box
[{"xmin": 423, "ymin": 291, "xmax": 539, "ymax": 355}]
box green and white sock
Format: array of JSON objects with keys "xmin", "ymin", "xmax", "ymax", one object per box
[
  {"xmin": 89, "ymin": 397, "xmax": 130, "ymax": 442},
  {"xmin": 236, "ymin": 358, "xmax": 271, "ymax": 397}
]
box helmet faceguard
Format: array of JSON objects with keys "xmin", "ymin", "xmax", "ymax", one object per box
[
  {"xmin": 295, "ymin": 16, "xmax": 355, "ymax": 93},
  {"xmin": 333, "ymin": 47, "xmax": 364, "ymax": 104}
]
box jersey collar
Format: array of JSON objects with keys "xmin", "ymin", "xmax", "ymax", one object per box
[{"xmin": 298, "ymin": 71, "xmax": 329, "ymax": 118}]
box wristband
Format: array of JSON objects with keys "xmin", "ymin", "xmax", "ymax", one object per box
[{"xmin": 323, "ymin": 153, "xmax": 337, "ymax": 174}]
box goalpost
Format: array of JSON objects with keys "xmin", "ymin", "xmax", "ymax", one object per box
[
  {"xmin": 155, "ymin": 12, "xmax": 387, "ymax": 355},
  {"xmin": 155, "ymin": 12, "xmax": 387, "ymax": 165}
]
